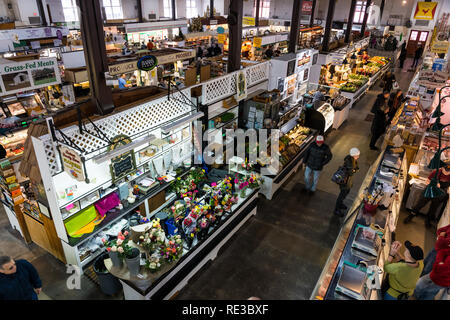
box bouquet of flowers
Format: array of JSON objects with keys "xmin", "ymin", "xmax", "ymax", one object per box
[
  {"xmin": 196, "ymin": 216, "xmax": 210, "ymax": 242},
  {"xmin": 138, "ymin": 224, "xmax": 166, "ymax": 253},
  {"xmin": 248, "ymin": 173, "xmax": 263, "ymax": 189},
  {"xmin": 102, "ymin": 230, "xmax": 130, "ymax": 259},
  {"xmin": 145, "ymin": 254, "xmax": 162, "ymax": 273},
  {"xmin": 159, "ymin": 235, "xmax": 183, "ymax": 263}
]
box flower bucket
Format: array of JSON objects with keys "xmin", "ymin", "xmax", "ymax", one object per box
[
  {"xmin": 363, "ymin": 201, "xmax": 378, "ymax": 215},
  {"xmin": 125, "ymin": 248, "xmax": 141, "ymax": 276},
  {"xmin": 166, "ymin": 218, "xmax": 178, "ymax": 236},
  {"xmin": 108, "ymin": 251, "xmax": 123, "ymax": 268}
]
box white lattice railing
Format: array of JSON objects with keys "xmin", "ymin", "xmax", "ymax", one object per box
[
  {"xmin": 202, "ymin": 61, "xmax": 270, "ymax": 105},
  {"xmin": 40, "ymin": 89, "xmax": 193, "ymax": 176}
]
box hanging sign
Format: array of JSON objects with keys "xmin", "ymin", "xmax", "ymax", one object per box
[
  {"xmin": 302, "ymin": 1, "xmax": 313, "ymax": 14},
  {"xmin": 137, "ymin": 55, "xmax": 158, "ymax": 71},
  {"xmin": 218, "ymin": 34, "xmax": 227, "ymax": 44},
  {"xmin": 109, "ymin": 135, "xmax": 137, "ymax": 184},
  {"xmin": 0, "ymin": 58, "xmax": 61, "ymax": 97},
  {"xmin": 243, "ymin": 17, "xmax": 255, "ymax": 26},
  {"xmin": 235, "ymin": 70, "xmax": 247, "ymax": 102},
  {"xmin": 60, "ymin": 147, "xmax": 86, "ymax": 182},
  {"xmin": 217, "ymin": 26, "xmax": 225, "ymax": 34},
  {"xmin": 414, "ymin": 2, "xmax": 438, "ymax": 20},
  {"xmin": 431, "ymin": 41, "xmax": 450, "ymax": 54},
  {"xmin": 253, "ymin": 37, "xmax": 263, "ymax": 48}
]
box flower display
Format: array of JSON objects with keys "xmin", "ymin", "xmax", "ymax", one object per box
[
  {"xmin": 145, "ymin": 255, "xmax": 162, "ymax": 273},
  {"xmin": 159, "ymin": 235, "xmax": 183, "ymax": 263},
  {"xmin": 137, "ymin": 218, "xmax": 166, "ymax": 253}
]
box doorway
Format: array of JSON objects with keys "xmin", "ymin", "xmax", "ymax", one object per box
[{"xmin": 406, "ymin": 30, "xmax": 429, "ymax": 56}]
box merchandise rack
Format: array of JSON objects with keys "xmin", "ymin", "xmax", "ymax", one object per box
[{"xmin": 311, "ymin": 146, "xmax": 408, "ymax": 300}]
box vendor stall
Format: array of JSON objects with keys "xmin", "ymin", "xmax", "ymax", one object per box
[
  {"xmin": 298, "ymin": 25, "xmax": 323, "ymax": 49},
  {"xmin": 311, "ymin": 145, "xmax": 408, "ymax": 300}
]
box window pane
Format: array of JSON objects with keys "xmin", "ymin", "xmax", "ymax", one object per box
[
  {"xmin": 410, "ymin": 31, "xmax": 418, "ymax": 41},
  {"xmin": 111, "ymin": 0, "xmax": 120, "ymax": 6},
  {"xmin": 419, "ymin": 32, "xmax": 428, "ymax": 42},
  {"xmin": 353, "ymin": 12, "xmax": 360, "ymax": 23},
  {"xmin": 102, "ymin": 0, "xmax": 111, "ymax": 6}
]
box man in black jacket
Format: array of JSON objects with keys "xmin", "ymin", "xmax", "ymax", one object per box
[
  {"xmin": 0, "ymin": 256, "xmax": 42, "ymax": 300},
  {"xmin": 370, "ymin": 97, "xmax": 390, "ymax": 150},
  {"xmin": 412, "ymin": 44, "xmax": 424, "ymax": 69},
  {"xmin": 303, "ymin": 135, "xmax": 333, "ymax": 195},
  {"xmin": 371, "ymin": 90, "xmax": 390, "ymax": 114},
  {"xmin": 334, "ymin": 148, "xmax": 360, "ymax": 217}
]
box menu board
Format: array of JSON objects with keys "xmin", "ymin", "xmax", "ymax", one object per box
[{"xmin": 109, "ymin": 135, "xmax": 137, "ymax": 184}]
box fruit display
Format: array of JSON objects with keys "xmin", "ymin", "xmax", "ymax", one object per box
[{"xmin": 340, "ymin": 83, "xmax": 358, "ymax": 93}]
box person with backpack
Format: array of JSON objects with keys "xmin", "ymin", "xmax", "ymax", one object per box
[
  {"xmin": 303, "ymin": 135, "xmax": 333, "ymax": 195},
  {"xmin": 333, "ymin": 148, "xmax": 360, "ymax": 217},
  {"xmin": 383, "ymin": 241, "xmax": 424, "ymax": 300}
]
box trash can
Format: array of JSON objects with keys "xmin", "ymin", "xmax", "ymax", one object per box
[{"xmin": 93, "ymin": 253, "xmax": 122, "ymax": 296}]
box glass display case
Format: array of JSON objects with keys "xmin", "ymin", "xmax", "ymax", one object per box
[{"xmin": 317, "ymin": 103, "xmax": 335, "ymax": 132}]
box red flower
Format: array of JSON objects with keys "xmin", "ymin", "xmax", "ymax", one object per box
[{"xmin": 106, "ymin": 248, "xmax": 111, "ymax": 252}]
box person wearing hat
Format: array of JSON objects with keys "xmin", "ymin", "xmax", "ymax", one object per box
[
  {"xmin": 302, "ymin": 135, "xmax": 333, "ymax": 195},
  {"xmin": 404, "ymin": 163, "xmax": 450, "ymax": 227},
  {"xmin": 334, "ymin": 148, "xmax": 360, "ymax": 217},
  {"xmin": 383, "ymin": 240, "xmax": 424, "ymax": 300},
  {"xmin": 412, "ymin": 244, "xmax": 450, "ymax": 300}
]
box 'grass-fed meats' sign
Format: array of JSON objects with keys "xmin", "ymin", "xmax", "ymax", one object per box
[{"xmin": 0, "ymin": 58, "xmax": 61, "ymax": 96}]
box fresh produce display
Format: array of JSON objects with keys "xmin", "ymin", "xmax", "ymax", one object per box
[
  {"xmin": 279, "ymin": 125, "xmax": 312, "ymax": 167},
  {"xmin": 340, "ymin": 83, "xmax": 358, "ymax": 93},
  {"xmin": 348, "ymin": 74, "xmax": 369, "ymax": 82}
]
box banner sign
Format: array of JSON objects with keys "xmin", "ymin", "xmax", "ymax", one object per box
[
  {"xmin": 109, "ymin": 50, "xmax": 195, "ymax": 76},
  {"xmin": 137, "ymin": 55, "xmax": 158, "ymax": 71},
  {"xmin": 0, "ymin": 27, "xmax": 69, "ymax": 41},
  {"xmin": 60, "ymin": 147, "xmax": 86, "ymax": 182},
  {"xmin": 0, "ymin": 58, "xmax": 61, "ymax": 97},
  {"xmin": 418, "ymin": 69, "xmax": 449, "ymax": 88},
  {"xmin": 414, "ymin": 1, "xmax": 438, "ymax": 20}
]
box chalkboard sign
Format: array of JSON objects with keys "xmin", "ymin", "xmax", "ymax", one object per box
[{"xmin": 111, "ymin": 151, "xmax": 136, "ymax": 184}]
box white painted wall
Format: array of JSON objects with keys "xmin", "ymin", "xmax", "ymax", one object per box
[
  {"xmin": 142, "ymin": 0, "xmax": 160, "ymax": 20},
  {"xmin": 122, "ymin": 0, "xmax": 139, "ymax": 20},
  {"xmin": 45, "ymin": 0, "xmax": 66, "ymax": 23},
  {"xmin": 15, "ymin": 0, "xmax": 40, "ymax": 24}
]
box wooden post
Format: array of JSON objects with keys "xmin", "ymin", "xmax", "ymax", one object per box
[
  {"xmin": 321, "ymin": 0, "xmax": 337, "ymax": 53},
  {"xmin": 210, "ymin": 0, "xmax": 214, "ymax": 17},
  {"xmin": 380, "ymin": 0, "xmax": 386, "ymax": 21},
  {"xmin": 309, "ymin": 0, "xmax": 317, "ymax": 27},
  {"xmin": 255, "ymin": 0, "xmax": 261, "ymax": 27},
  {"xmin": 360, "ymin": 0, "xmax": 372, "ymax": 38},
  {"xmin": 289, "ymin": 0, "xmax": 303, "ymax": 53},
  {"xmin": 227, "ymin": 0, "xmax": 243, "ymax": 72},
  {"xmin": 345, "ymin": 0, "xmax": 357, "ymax": 43},
  {"xmin": 76, "ymin": 0, "xmax": 115, "ymax": 115}
]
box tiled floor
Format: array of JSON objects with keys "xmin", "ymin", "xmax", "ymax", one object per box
[{"xmin": 0, "ymin": 57, "xmax": 434, "ymax": 300}]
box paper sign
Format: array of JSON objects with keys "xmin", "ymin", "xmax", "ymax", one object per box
[
  {"xmin": 243, "ymin": 17, "xmax": 255, "ymax": 26},
  {"xmin": 218, "ymin": 34, "xmax": 227, "ymax": 44},
  {"xmin": 253, "ymin": 37, "xmax": 262, "ymax": 48},
  {"xmin": 60, "ymin": 146, "xmax": 86, "ymax": 182},
  {"xmin": 236, "ymin": 70, "xmax": 247, "ymax": 101},
  {"xmin": 30, "ymin": 41, "xmax": 41, "ymax": 49},
  {"xmin": 431, "ymin": 41, "xmax": 450, "ymax": 54},
  {"xmin": 414, "ymin": 1, "xmax": 438, "ymax": 20},
  {"xmin": 53, "ymin": 39, "xmax": 62, "ymax": 47}
]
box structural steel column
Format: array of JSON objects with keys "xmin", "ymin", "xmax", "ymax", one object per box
[
  {"xmin": 321, "ymin": 0, "xmax": 336, "ymax": 52},
  {"xmin": 309, "ymin": 0, "xmax": 316, "ymax": 27},
  {"xmin": 137, "ymin": 0, "xmax": 143, "ymax": 23},
  {"xmin": 77, "ymin": 0, "xmax": 115, "ymax": 115},
  {"xmin": 345, "ymin": 0, "xmax": 357, "ymax": 43},
  {"xmin": 288, "ymin": 0, "xmax": 303, "ymax": 53},
  {"xmin": 210, "ymin": 0, "xmax": 214, "ymax": 17},
  {"xmin": 172, "ymin": 0, "xmax": 176, "ymax": 20},
  {"xmin": 360, "ymin": 0, "xmax": 372, "ymax": 38},
  {"xmin": 37, "ymin": 0, "xmax": 48, "ymax": 26},
  {"xmin": 380, "ymin": 0, "xmax": 385, "ymax": 21},
  {"xmin": 255, "ymin": 0, "xmax": 261, "ymax": 27},
  {"xmin": 227, "ymin": 0, "xmax": 243, "ymax": 72}
]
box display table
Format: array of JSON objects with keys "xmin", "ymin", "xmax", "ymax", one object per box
[
  {"xmin": 311, "ymin": 146, "xmax": 408, "ymax": 300},
  {"xmin": 341, "ymin": 82, "xmax": 369, "ymax": 108},
  {"xmin": 332, "ymin": 99, "xmax": 352, "ymax": 130},
  {"xmin": 259, "ymin": 132, "xmax": 315, "ymax": 200},
  {"xmin": 105, "ymin": 189, "xmax": 259, "ymax": 300}
]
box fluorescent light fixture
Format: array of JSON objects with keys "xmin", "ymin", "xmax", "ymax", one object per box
[
  {"xmin": 161, "ymin": 111, "xmax": 204, "ymax": 133},
  {"xmin": 92, "ymin": 134, "xmax": 156, "ymax": 164}
]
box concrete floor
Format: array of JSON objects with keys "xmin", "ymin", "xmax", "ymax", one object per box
[{"xmin": 0, "ymin": 57, "xmax": 434, "ymax": 300}]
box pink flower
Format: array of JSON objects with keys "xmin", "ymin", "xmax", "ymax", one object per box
[
  {"xmin": 234, "ymin": 179, "xmax": 239, "ymax": 184},
  {"xmin": 211, "ymin": 182, "xmax": 217, "ymax": 187},
  {"xmin": 117, "ymin": 239, "xmax": 123, "ymax": 246},
  {"xmin": 101, "ymin": 238, "xmax": 106, "ymax": 243},
  {"xmin": 117, "ymin": 247, "xmax": 124, "ymax": 253},
  {"xmin": 118, "ymin": 235, "xmax": 125, "ymax": 241},
  {"xmin": 124, "ymin": 231, "xmax": 129, "ymax": 236}
]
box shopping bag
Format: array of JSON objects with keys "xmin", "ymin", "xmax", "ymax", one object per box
[
  {"xmin": 331, "ymin": 166, "xmax": 348, "ymax": 185},
  {"xmin": 393, "ymin": 81, "xmax": 400, "ymax": 90}
]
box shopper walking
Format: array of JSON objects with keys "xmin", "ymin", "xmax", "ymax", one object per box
[
  {"xmin": 412, "ymin": 248, "xmax": 450, "ymax": 300},
  {"xmin": 0, "ymin": 256, "xmax": 42, "ymax": 300},
  {"xmin": 371, "ymin": 90, "xmax": 390, "ymax": 114},
  {"xmin": 369, "ymin": 99, "xmax": 390, "ymax": 151},
  {"xmin": 333, "ymin": 148, "xmax": 360, "ymax": 217},
  {"xmin": 404, "ymin": 163, "xmax": 450, "ymax": 227},
  {"xmin": 412, "ymin": 44, "xmax": 424, "ymax": 69},
  {"xmin": 303, "ymin": 135, "xmax": 333, "ymax": 195},
  {"xmin": 388, "ymin": 89, "xmax": 407, "ymax": 122},
  {"xmin": 382, "ymin": 71, "xmax": 396, "ymax": 93},
  {"xmin": 398, "ymin": 42, "xmax": 407, "ymax": 69},
  {"xmin": 382, "ymin": 241, "xmax": 424, "ymax": 300}
]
